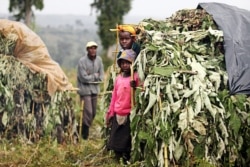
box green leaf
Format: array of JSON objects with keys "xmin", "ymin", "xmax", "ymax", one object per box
[
  {"xmin": 229, "ymin": 110, "xmax": 241, "ymax": 137},
  {"xmin": 143, "ymin": 91, "xmax": 157, "ymax": 115},
  {"xmin": 2, "ymin": 112, "xmax": 8, "ymax": 126},
  {"xmin": 153, "ymin": 66, "xmax": 178, "ymax": 77}
]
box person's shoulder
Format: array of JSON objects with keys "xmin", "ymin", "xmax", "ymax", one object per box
[
  {"xmin": 80, "ymin": 55, "xmax": 87, "ymax": 60},
  {"xmin": 78, "ymin": 56, "xmax": 88, "ymax": 65}
]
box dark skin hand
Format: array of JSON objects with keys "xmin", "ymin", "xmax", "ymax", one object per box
[{"xmin": 119, "ymin": 31, "xmax": 135, "ymax": 49}]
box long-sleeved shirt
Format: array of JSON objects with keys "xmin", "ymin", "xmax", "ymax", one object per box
[
  {"xmin": 77, "ymin": 55, "xmax": 104, "ymax": 95},
  {"xmin": 107, "ymin": 72, "xmax": 140, "ymax": 117}
]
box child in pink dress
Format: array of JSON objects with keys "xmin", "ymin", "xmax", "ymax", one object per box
[{"xmin": 106, "ymin": 49, "xmax": 140, "ymax": 163}]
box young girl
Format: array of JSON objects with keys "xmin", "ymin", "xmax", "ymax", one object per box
[{"xmin": 106, "ymin": 49, "xmax": 140, "ymax": 163}]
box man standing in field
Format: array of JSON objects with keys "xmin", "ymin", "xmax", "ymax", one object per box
[{"xmin": 77, "ymin": 41, "xmax": 104, "ymax": 140}]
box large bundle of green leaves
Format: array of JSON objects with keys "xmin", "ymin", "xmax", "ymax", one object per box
[
  {"xmin": 129, "ymin": 9, "xmax": 250, "ymax": 166},
  {"xmin": 0, "ymin": 30, "xmax": 78, "ymax": 143}
]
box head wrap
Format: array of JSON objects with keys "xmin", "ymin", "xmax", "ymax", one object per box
[
  {"xmin": 110, "ymin": 24, "xmax": 136, "ymax": 36},
  {"xmin": 118, "ymin": 25, "xmax": 136, "ymax": 36}
]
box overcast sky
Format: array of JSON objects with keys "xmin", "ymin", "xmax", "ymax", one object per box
[{"xmin": 1, "ymin": 0, "xmax": 250, "ymax": 20}]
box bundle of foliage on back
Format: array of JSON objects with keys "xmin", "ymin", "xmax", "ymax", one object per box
[
  {"xmin": 129, "ymin": 8, "xmax": 250, "ymax": 167},
  {"xmin": 0, "ymin": 29, "xmax": 78, "ymax": 144}
]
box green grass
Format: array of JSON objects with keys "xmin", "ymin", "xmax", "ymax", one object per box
[{"xmin": 0, "ymin": 103, "xmax": 127, "ymax": 167}]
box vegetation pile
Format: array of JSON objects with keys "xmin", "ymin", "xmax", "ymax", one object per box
[
  {"xmin": 0, "ymin": 28, "xmax": 78, "ymax": 144},
  {"xmin": 103, "ymin": 9, "xmax": 250, "ymax": 166},
  {"xmin": 129, "ymin": 9, "xmax": 250, "ymax": 166}
]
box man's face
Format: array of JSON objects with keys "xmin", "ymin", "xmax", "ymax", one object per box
[{"xmin": 87, "ymin": 46, "xmax": 97, "ymax": 57}]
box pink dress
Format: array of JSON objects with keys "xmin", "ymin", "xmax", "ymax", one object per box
[{"xmin": 107, "ymin": 72, "xmax": 140, "ymax": 118}]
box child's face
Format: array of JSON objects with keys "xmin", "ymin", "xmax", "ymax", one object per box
[
  {"xmin": 119, "ymin": 59, "xmax": 131, "ymax": 74},
  {"xmin": 119, "ymin": 31, "xmax": 134, "ymax": 49}
]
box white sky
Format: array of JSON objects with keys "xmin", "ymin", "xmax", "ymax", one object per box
[{"xmin": 0, "ymin": 0, "xmax": 250, "ymax": 19}]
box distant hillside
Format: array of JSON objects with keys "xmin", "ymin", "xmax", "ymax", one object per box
[
  {"xmin": 0, "ymin": 13, "xmax": 148, "ymax": 69},
  {"xmin": 1, "ymin": 13, "xmax": 147, "ymax": 28},
  {"xmin": 36, "ymin": 14, "xmax": 97, "ymax": 29},
  {"xmin": 36, "ymin": 14, "xmax": 147, "ymax": 28},
  {"xmin": 37, "ymin": 14, "xmax": 147, "ymax": 26}
]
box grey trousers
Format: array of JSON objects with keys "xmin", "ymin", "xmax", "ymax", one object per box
[{"xmin": 80, "ymin": 94, "xmax": 97, "ymax": 127}]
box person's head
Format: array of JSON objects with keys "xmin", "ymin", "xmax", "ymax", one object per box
[
  {"xmin": 86, "ymin": 41, "xmax": 98, "ymax": 59},
  {"xmin": 117, "ymin": 25, "xmax": 136, "ymax": 50},
  {"xmin": 117, "ymin": 49, "xmax": 136, "ymax": 74}
]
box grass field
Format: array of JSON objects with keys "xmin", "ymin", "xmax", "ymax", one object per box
[{"xmin": 0, "ymin": 111, "xmax": 122, "ymax": 167}]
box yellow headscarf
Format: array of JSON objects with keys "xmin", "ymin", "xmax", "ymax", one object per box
[{"xmin": 110, "ymin": 24, "xmax": 136, "ymax": 36}]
